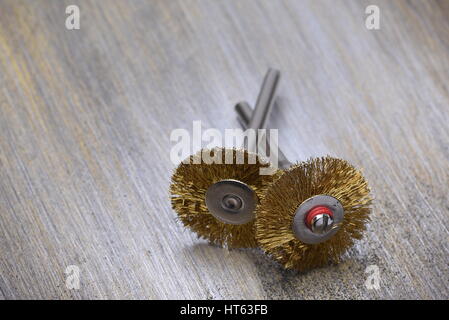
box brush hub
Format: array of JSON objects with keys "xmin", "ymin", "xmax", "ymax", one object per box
[
  {"xmin": 292, "ymin": 195, "xmax": 344, "ymax": 244},
  {"xmin": 205, "ymin": 179, "xmax": 257, "ymax": 225},
  {"xmin": 221, "ymin": 194, "xmax": 243, "ymax": 212}
]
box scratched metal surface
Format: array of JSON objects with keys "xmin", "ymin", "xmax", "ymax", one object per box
[{"xmin": 0, "ymin": 0, "xmax": 448, "ymax": 299}]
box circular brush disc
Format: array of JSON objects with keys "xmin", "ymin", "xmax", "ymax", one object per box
[
  {"xmin": 170, "ymin": 147, "xmax": 280, "ymax": 248},
  {"xmin": 256, "ymin": 156, "xmax": 372, "ymax": 271}
]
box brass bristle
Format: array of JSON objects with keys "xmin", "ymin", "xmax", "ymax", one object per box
[
  {"xmin": 256, "ymin": 156, "xmax": 373, "ymax": 271},
  {"xmin": 170, "ymin": 147, "xmax": 280, "ymax": 248}
]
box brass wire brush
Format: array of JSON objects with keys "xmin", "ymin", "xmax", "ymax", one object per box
[
  {"xmin": 170, "ymin": 69, "xmax": 281, "ymax": 248},
  {"xmin": 236, "ymin": 86, "xmax": 373, "ymax": 271},
  {"xmin": 170, "ymin": 148, "xmax": 278, "ymax": 248}
]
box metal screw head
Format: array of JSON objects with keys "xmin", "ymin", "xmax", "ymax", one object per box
[
  {"xmin": 311, "ymin": 213, "xmax": 334, "ymax": 234},
  {"xmin": 292, "ymin": 195, "xmax": 344, "ymax": 244},
  {"xmin": 205, "ymin": 179, "xmax": 257, "ymax": 225},
  {"xmin": 221, "ymin": 194, "xmax": 243, "ymax": 212}
]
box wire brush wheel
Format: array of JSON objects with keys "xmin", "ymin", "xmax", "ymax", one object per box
[
  {"xmin": 256, "ymin": 156, "xmax": 372, "ymax": 271},
  {"xmin": 170, "ymin": 147, "xmax": 280, "ymax": 248}
]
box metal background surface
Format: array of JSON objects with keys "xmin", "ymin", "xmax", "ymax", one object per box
[{"xmin": 0, "ymin": 0, "xmax": 448, "ymax": 299}]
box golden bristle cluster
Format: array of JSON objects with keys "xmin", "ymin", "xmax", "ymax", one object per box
[
  {"xmin": 255, "ymin": 156, "xmax": 372, "ymax": 271},
  {"xmin": 170, "ymin": 147, "xmax": 280, "ymax": 248}
]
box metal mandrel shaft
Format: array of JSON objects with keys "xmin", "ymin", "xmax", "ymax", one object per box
[
  {"xmin": 246, "ymin": 68, "xmax": 280, "ymax": 151},
  {"xmin": 235, "ymin": 101, "xmax": 292, "ymax": 169}
]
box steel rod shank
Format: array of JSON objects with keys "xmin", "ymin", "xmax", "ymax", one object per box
[
  {"xmin": 248, "ymin": 68, "xmax": 280, "ymax": 130},
  {"xmin": 235, "ymin": 101, "xmax": 291, "ymax": 169}
]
